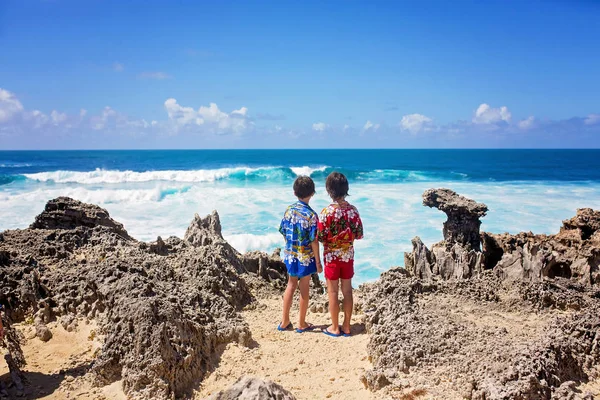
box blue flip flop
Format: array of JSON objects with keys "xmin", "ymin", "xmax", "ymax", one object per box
[
  {"xmin": 340, "ymin": 325, "xmax": 351, "ymax": 337},
  {"xmin": 296, "ymin": 323, "xmax": 316, "ymax": 333},
  {"xmin": 277, "ymin": 322, "xmax": 293, "ymax": 331},
  {"xmin": 322, "ymin": 327, "xmax": 341, "ymax": 337}
]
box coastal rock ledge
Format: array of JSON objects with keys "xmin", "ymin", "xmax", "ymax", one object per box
[
  {"xmin": 0, "ymin": 197, "xmax": 289, "ymax": 399},
  {"xmin": 405, "ymin": 188, "xmax": 600, "ymax": 285},
  {"xmin": 361, "ymin": 188, "xmax": 600, "ymax": 399}
]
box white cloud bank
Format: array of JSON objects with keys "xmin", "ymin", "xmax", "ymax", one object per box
[
  {"xmin": 363, "ymin": 120, "xmax": 380, "ymax": 132},
  {"xmin": 400, "ymin": 113, "xmax": 433, "ymax": 134},
  {"xmin": 312, "ymin": 122, "xmax": 329, "ymax": 132},
  {"xmin": 164, "ymin": 98, "xmax": 250, "ymax": 134},
  {"xmin": 472, "ymin": 103, "xmax": 511, "ymax": 124},
  {"xmin": 0, "ymin": 89, "xmax": 24, "ymax": 123}
]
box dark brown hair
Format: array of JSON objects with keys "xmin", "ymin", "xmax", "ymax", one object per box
[
  {"xmin": 325, "ymin": 172, "xmax": 349, "ymax": 200},
  {"xmin": 293, "ymin": 175, "xmax": 316, "ymax": 198}
]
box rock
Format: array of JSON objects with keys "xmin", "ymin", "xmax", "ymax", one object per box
[
  {"xmin": 0, "ymin": 198, "xmax": 260, "ymax": 399},
  {"xmin": 485, "ymin": 208, "xmax": 600, "ymax": 285},
  {"xmin": 30, "ymin": 197, "xmax": 131, "ymax": 240},
  {"xmin": 35, "ymin": 323, "xmax": 52, "ymax": 342},
  {"xmin": 406, "ymin": 189, "xmax": 487, "ymax": 279},
  {"xmin": 422, "ymin": 188, "xmax": 488, "ymax": 250},
  {"xmin": 207, "ymin": 376, "xmax": 297, "ymax": 400},
  {"xmin": 360, "ymin": 264, "xmax": 600, "ymax": 399}
]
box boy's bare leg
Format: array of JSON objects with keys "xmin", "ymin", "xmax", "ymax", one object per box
[
  {"xmin": 341, "ymin": 279, "xmax": 353, "ymax": 334},
  {"xmin": 297, "ymin": 276, "xmax": 311, "ymax": 329},
  {"xmin": 326, "ymin": 279, "xmax": 341, "ymax": 334},
  {"xmin": 281, "ymin": 277, "xmax": 298, "ymax": 327}
]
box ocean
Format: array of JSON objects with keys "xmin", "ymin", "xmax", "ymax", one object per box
[{"xmin": 1, "ymin": 149, "xmax": 599, "ymax": 284}]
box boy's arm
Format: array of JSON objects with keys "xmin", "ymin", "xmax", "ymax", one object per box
[
  {"xmin": 311, "ymin": 239, "xmax": 323, "ymax": 274},
  {"xmin": 354, "ymin": 213, "xmax": 364, "ymax": 240}
]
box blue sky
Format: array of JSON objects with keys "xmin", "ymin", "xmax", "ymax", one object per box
[{"xmin": 1, "ymin": 0, "xmax": 599, "ymax": 149}]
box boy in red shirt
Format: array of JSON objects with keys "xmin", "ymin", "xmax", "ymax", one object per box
[{"xmin": 318, "ymin": 172, "xmax": 363, "ymax": 337}]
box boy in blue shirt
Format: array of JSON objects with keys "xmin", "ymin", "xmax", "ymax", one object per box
[{"xmin": 278, "ymin": 176, "xmax": 323, "ymax": 332}]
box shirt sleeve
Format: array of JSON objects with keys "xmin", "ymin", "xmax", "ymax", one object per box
[
  {"xmin": 279, "ymin": 210, "xmax": 288, "ymax": 237},
  {"xmin": 352, "ymin": 208, "xmax": 364, "ymax": 240},
  {"xmin": 308, "ymin": 212, "xmax": 318, "ymax": 242},
  {"xmin": 317, "ymin": 208, "xmax": 329, "ymax": 243}
]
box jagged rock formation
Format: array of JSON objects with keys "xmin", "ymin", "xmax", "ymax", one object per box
[
  {"xmin": 406, "ymin": 189, "xmax": 600, "ymax": 285},
  {"xmin": 361, "ymin": 269, "xmax": 600, "ymax": 399},
  {"xmin": 405, "ymin": 189, "xmax": 488, "ymax": 279},
  {"xmin": 0, "ymin": 198, "xmax": 289, "ymax": 399},
  {"xmin": 207, "ymin": 376, "xmax": 297, "ymax": 400},
  {"xmin": 30, "ymin": 197, "xmax": 131, "ymax": 240},
  {"xmin": 369, "ymin": 189, "xmax": 600, "ymax": 398},
  {"xmin": 485, "ymin": 208, "xmax": 600, "ymax": 285}
]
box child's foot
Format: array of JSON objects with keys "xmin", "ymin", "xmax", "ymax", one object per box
[
  {"xmin": 322, "ymin": 325, "xmax": 341, "ymax": 337},
  {"xmin": 341, "ymin": 325, "xmax": 351, "ymax": 337},
  {"xmin": 296, "ymin": 323, "xmax": 316, "ymax": 333},
  {"xmin": 277, "ymin": 322, "xmax": 293, "ymax": 331}
]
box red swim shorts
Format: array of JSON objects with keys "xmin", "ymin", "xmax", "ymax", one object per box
[{"xmin": 324, "ymin": 260, "xmax": 354, "ymax": 280}]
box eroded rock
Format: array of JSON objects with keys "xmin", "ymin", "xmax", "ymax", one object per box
[
  {"xmin": 0, "ymin": 198, "xmax": 264, "ymax": 399},
  {"xmin": 207, "ymin": 376, "xmax": 297, "ymax": 400}
]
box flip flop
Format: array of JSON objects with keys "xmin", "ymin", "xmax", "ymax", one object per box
[
  {"xmin": 296, "ymin": 323, "xmax": 316, "ymax": 333},
  {"xmin": 322, "ymin": 327, "xmax": 341, "ymax": 337},
  {"xmin": 277, "ymin": 322, "xmax": 293, "ymax": 331},
  {"xmin": 340, "ymin": 325, "xmax": 351, "ymax": 337}
]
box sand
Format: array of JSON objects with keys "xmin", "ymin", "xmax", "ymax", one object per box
[
  {"xmin": 0, "ymin": 320, "xmax": 126, "ymax": 400},
  {"xmin": 1, "ymin": 292, "xmax": 385, "ymax": 400},
  {"xmin": 194, "ymin": 293, "xmax": 385, "ymax": 400}
]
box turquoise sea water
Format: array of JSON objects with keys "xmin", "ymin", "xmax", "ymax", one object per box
[{"xmin": 1, "ymin": 149, "xmax": 600, "ymax": 284}]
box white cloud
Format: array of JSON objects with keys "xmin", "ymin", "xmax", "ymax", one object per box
[
  {"xmin": 0, "ymin": 88, "xmax": 24, "ymax": 123},
  {"xmin": 80, "ymin": 109, "xmax": 87, "ymax": 118},
  {"xmin": 27, "ymin": 110, "xmax": 49, "ymax": 128},
  {"xmin": 584, "ymin": 114, "xmax": 600, "ymax": 125},
  {"xmin": 363, "ymin": 120, "xmax": 380, "ymax": 132},
  {"xmin": 400, "ymin": 113, "xmax": 433, "ymax": 134},
  {"xmin": 472, "ymin": 103, "xmax": 512, "ymax": 124},
  {"xmin": 91, "ymin": 106, "xmax": 118, "ymax": 130},
  {"xmin": 51, "ymin": 110, "xmax": 67, "ymax": 124},
  {"xmin": 312, "ymin": 122, "xmax": 329, "ymax": 132},
  {"xmin": 113, "ymin": 62, "xmax": 124, "ymax": 72},
  {"xmin": 164, "ymin": 98, "xmax": 251, "ymax": 134},
  {"xmin": 343, "ymin": 124, "xmax": 350, "ymax": 132},
  {"xmin": 138, "ymin": 72, "xmax": 172, "ymax": 80},
  {"xmin": 517, "ymin": 116, "xmax": 536, "ymax": 130}
]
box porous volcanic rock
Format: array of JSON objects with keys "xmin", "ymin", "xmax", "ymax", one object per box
[
  {"xmin": 0, "ymin": 198, "xmax": 289, "ymax": 399},
  {"xmin": 207, "ymin": 376, "xmax": 297, "ymax": 400},
  {"xmin": 405, "ymin": 189, "xmax": 488, "ymax": 279},
  {"xmin": 360, "ymin": 269, "xmax": 600, "ymax": 399},
  {"xmin": 485, "ymin": 208, "xmax": 600, "ymax": 285},
  {"xmin": 406, "ymin": 190, "xmax": 600, "ymax": 285}
]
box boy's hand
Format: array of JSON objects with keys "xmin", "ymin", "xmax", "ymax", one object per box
[{"xmin": 316, "ymin": 260, "xmax": 323, "ymax": 274}]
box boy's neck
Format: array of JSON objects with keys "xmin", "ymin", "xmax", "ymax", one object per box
[{"xmin": 298, "ymin": 196, "xmax": 312, "ymax": 204}]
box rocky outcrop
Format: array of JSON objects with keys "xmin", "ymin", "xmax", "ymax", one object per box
[
  {"xmin": 30, "ymin": 197, "xmax": 131, "ymax": 240},
  {"xmin": 422, "ymin": 188, "xmax": 488, "ymax": 250},
  {"xmin": 486, "ymin": 208, "xmax": 600, "ymax": 285},
  {"xmin": 361, "ymin": 269, "xmax": 600, "ymax": 399},
  {"xmin": 0, "ymin": 198, "xmax": 292, "ymax": 399},
  {"xmin": 405, "ymin": 189, "xmax": 488, "ymax": 279},
  {"xmin": 406, "ymin": 190, "xmax": 600, "ymax": 285},
  {"xmin": 207, "ymin": 376, "xmax": 297, "ymax": 400}
]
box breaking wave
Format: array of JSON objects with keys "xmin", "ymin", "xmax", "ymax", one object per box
[{"xmin": 20, "ymin": 166, "xmax": 467, "ymax": 185}]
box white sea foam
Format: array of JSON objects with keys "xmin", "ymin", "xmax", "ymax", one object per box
[
  {"xmin": 23, "ymin": 167, "xmax": 283, "ymax": 184},
  {"xmin": 3, "ymin": 178, "xmax": 600, "ymax": 284},
  {"xmin": 225, "ymin": 233, "xmax": 283, "ymax": 254},
  {"xmin": 289, "ymin": 166, "xmax": 329, "ymax": 176}
]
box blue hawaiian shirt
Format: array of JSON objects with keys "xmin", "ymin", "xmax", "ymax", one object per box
[{"xmin": 279, "ymin": 200, "xmax": 318, "ymax": 277}]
